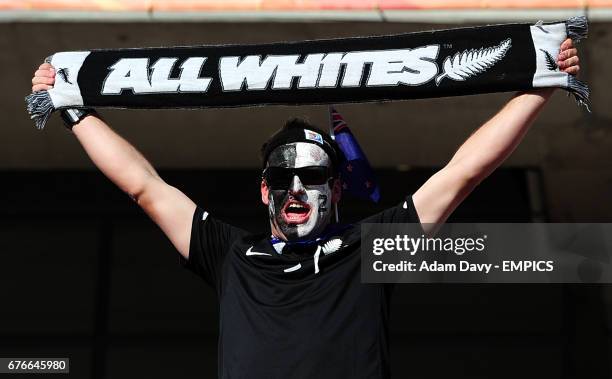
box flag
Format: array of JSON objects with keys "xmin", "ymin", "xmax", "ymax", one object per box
[{"xmin": 329, "ymin": 106, "xmax": 380, "ymax": 203}]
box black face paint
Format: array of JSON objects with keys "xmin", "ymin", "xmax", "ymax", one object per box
[
  {"xmin": 318, "ymin": 194, "xmax": 328, "ymax": 213},
  {"xmin": 267, "ymin": 144, "xmax": 297, "ymax": 238},
  {"xmin": 269, "ymin": 187, "xmax": 297, "ymax": 239},
  {"xmin": 267, "ymin": 144, "xmax": 297, "ymax": 168}
]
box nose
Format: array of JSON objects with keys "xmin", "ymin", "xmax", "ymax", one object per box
[{"xmin": 288, "ymin": 175, "xmax": 306, "ymax": 195}]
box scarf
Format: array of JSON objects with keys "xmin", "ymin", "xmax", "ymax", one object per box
[{"xmin": 25, "ymin": 16, "xmax": 589, "ymax": 130}]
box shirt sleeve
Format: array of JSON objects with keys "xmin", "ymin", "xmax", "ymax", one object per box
[
  {"xmin": 360, "ymin": 194, "xmax": 422, "ymax": 224},
  {"xmin": 179, "ymin": 207, "xmax": 246, "ymax": 288},
  {"xmin": 361, "ymin": 196, "xmax": 422, "ymax": 292}
]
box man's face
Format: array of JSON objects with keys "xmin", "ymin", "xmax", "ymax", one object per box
[{"xmin": 263, "ymin": 142, "xmax": 334, "ymax": 241}]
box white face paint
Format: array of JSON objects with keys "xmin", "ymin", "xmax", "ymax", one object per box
[{"xmin": 266, "ymin": 142, "xmax": 333, "ymax": 241}]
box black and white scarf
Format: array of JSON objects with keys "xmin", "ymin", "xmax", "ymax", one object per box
[{"xmin": 25, "ymin": 16, "xmax": 589, "ymax": 130}]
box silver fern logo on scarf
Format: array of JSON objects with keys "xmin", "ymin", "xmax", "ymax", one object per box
[
  {"xmin": 435, "ymin": 39, "xmax": 512, "ymax": 85},
  {"xmin": 100, "ymin": 40, "xmax": 511, "ymax": 95}
]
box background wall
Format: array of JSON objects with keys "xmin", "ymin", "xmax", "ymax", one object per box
[{"xmin": 0, "ymin": 18, "xmax": 611, "ymax": 379}]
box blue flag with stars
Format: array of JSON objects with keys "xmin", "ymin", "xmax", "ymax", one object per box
[{"xmin": 329, "ymin": 106, "xmax": 380, "ymax": 203}]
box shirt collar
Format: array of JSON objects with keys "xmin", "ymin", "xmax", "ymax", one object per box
[{"xmin": 269, "ymin": 223, "xmax": 350, "ymax": 255}]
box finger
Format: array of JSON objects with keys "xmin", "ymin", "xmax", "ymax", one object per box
[
  {"xmin": 32, "ymin": 76, "xmax": 55, "ymax": 85},
  {"xmin": 32, "ymin": 76, "xmax": 54, "ymax": 85},
  {"xmin": 32, "ymin": 84, "xmax": 52, "ymax": 92},
  {"xmin": 559, "ymin": 56, "xmax": 579, "ymax": 69},
  {"xmin": 563, "ymin": 65, "xmax": 580, "ymax": 75},
  {"xmin": 560, "ymin": 38, "xmax": 574, "ymax": 51},
  {"xmin": 557, "ymin": 48, "xmax": 577, "ymax": 61},
  {"xmin": 34, "ymin": 69, "xmax": 55, "ymax": 78},
  {"xmin": 39, "ymin": 62, "xmax": 54, "ymax": 70}
]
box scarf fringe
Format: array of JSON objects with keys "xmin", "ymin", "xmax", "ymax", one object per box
[
  {"xmin": 566, "ymin": 15, "xmax": 588, "ymax": 43},
  {"xmin": 568, "ymin": 75, "xmax": 591, "ymax": 112},
  {"xmin": 565, "ymin": 16, "xmax": 590, "ymax": 111},
  {"xmin": 25, "ymin": 91, "xmax": 54, "ymax": 130}
]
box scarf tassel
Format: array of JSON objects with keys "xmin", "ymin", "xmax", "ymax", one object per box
[
  {"xmin": 25, "ymin": 91, "xmax": 54, "ymax": 130},
  {"xmin": 568, "ymin": 75, "xmax": 591, "ymax": 112},
  {"xmin": 566, "ymin": 15, "xmax": 588, "ymax": 43},
  {"xmin": 563, "ymin": 16, "xmax": 591, "ymax": 112}
]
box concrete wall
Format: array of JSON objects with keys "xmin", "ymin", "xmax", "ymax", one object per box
[{"xmin": 1, "ymin": 20, "xmax": 610, "ymax": 220}]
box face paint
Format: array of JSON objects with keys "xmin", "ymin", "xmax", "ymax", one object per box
[
  {"xmin": 318, "ymin": 194, "xmax": 328, "ymax": 212},
  {"xmin": 266, "ymin": 142, "xmax": 333, "ymax": 241}
]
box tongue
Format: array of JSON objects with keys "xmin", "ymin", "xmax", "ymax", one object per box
[{"xmin": 285, "ymin": 209, "xmax": 309, "ymax": 223}]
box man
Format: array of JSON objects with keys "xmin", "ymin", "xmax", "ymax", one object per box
[{"xmin": 31, "ymin": 38, "xmax": 579, "ymax": 378}]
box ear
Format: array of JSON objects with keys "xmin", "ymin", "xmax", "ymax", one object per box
[
  {"xmin": 261, "ymin": 180, "xmax": 270, "ymax": 206},
  {"xmin": 331, "ymin": 178, "xmax": 342, "ymax": 204}
]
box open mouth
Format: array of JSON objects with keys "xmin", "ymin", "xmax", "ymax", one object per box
[{"xmin": 281, "ymin": 200, "xmax": 312, "ymax": 225}]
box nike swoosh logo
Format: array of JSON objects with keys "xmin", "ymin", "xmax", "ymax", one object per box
[
  {"xmin": 246, "ymin": 246, "xmax": 272, "ymax": 257},
  {"xmin": 284, "ymin": 263, "xmax": 302, "ymax": 273}
]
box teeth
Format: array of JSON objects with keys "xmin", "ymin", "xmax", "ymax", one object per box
[{"xmin": 288, "ymin": 204, "xmax": 306, "ymax": 210}]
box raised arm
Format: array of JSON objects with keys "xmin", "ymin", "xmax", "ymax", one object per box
[
  {"xmin": 413, "ymin": 38, "xmax": 580, "ymax": 231},
  {"xmin": 32, "ymin": 62, "xmax": 196, "ymax": 258}
]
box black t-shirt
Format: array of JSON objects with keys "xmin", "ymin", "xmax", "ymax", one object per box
[{"xmin": 181, "ymin": 197, "xmax": 421, "ymax": 379}]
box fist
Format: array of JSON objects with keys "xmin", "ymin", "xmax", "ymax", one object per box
[
  {"xmin": 31, "ymin": 62, "xmax": 55, "ymax": 92},
  {"xmin": 557, "ymin": 38, "xmax": 580, "ymax": 75}
]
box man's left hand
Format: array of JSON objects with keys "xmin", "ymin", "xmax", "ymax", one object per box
[{"xmin": 557, "ymin": 38, "xmax": 580, "ymax": 75}]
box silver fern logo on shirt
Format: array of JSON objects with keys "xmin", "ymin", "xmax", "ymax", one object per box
[
  {"xmin": 321, "ymin": 238, "xmax": 343, "ymax": 255},
  {"xmin": 100, "ymin": 40, "xmax": 512, "ymax": 95}
]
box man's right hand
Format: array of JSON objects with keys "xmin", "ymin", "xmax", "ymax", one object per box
[
  {"xmin": 29, "ymin": 61, "xmax": 196, "ymax": 259},
  {"xmin": 32, "ymin": 63, "xmax": 55, "ymax": 92}
]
